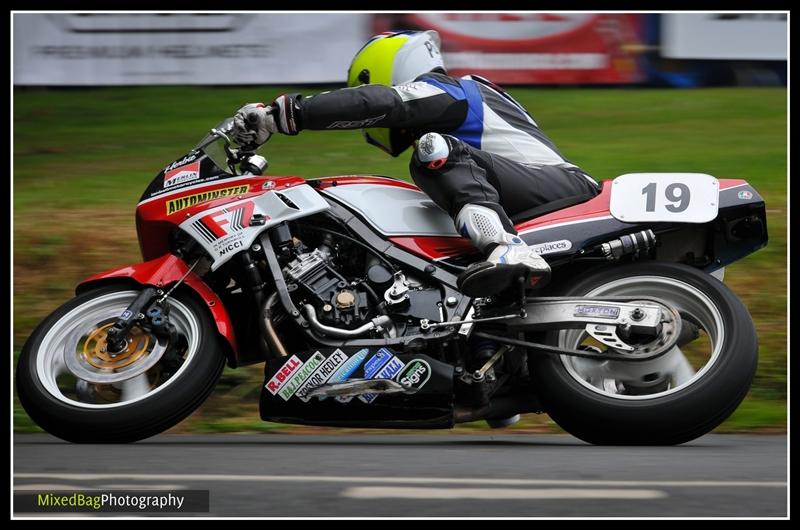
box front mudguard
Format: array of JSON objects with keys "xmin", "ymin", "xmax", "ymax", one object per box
[{"xmin": 76, "ymin": 254, "xmax": 239, "ymax": 367}]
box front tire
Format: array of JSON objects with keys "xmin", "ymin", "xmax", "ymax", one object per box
[
  {"xmin": 16, "ymin": 284, "xmax": 226, "ymax": 443},
  {"xmin": 529, "ymin": 262, "xmax": 758, "ymax": 445}
]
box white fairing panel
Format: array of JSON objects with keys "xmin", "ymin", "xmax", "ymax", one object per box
[
  {"xmin": 181, "ymin": 184, "xmax": 329, "ymax": 270},
  {"xmin": 322, "ymin": 184, "xmax": 460, "ymax": 236}
]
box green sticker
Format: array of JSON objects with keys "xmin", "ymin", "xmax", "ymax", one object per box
[{"xmin": 278, "ymin": 351, "xmax": 326, "ymax": 400}]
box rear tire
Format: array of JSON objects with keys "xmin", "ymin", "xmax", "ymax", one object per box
[
  {"xmin": 529, "ymin": 262, "xmax": 758, "ymax": 445},
  {"xmin": 16, "ymin": 284, "xmax": 226, "ymax": 443}
]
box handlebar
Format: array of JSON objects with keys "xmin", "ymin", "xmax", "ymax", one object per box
[{"xmin": 195, "ymin": 108, "xmax": 274, "ymax": 175}]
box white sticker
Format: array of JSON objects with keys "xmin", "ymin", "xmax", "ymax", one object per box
[
  {"xmin": 295, "ymin": 350, "xmax": 349, "ymax": 402},
  {"xmin": 265, "ymin": 355, "xmax": 303, "ymax": 395},
  {"xmin": 530, "ymin": 239, "xmax": 572, "ymax": 255},
  {"xmin": 610, "ymin": 173, "xmax": 719, "ymax": 224}
]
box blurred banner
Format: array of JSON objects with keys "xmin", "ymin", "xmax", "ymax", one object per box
[
  {"xmin": 661, "ymin": 14, "xmax": 787, "ymax": 60},
  {"xmin": 373, "ymin": 13, "xmax": 645, "ymax": 84},
  {"xmin": 13, "ymin": 13, "xmax": 371, "ymax": 85}
]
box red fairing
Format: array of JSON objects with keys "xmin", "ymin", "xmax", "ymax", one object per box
[
  {"xmin": 136, "ymin": 175, "xmax": 306, "ymax": 261},
  {"xmin": 389, "ymin": 236, "xmax": 478, "ymax": 260},
  {"xmin": 718, "ymin": 179, "xmax": 748, "ymax": 189},
  {"xmin": 77, "ymin": 254, "xmax": 237, "ymax": 359}
]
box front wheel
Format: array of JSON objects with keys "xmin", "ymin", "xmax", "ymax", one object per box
[
  {"xmin": 16, "ymin": 284, "xmax": 226, "ymax": 443},
  {"xmin": 529, "ymin": 262, "xmax": 758, "ymax": 445}
]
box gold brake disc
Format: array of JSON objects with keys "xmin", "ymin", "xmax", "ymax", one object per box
[{"xmin": 82, "ymin": 323, "xmax": 151, "ymax": 370}]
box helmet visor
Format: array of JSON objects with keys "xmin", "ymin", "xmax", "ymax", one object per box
[{"xmin": 363, "ymin": 128, "xmax": 393, "ymax": 155}]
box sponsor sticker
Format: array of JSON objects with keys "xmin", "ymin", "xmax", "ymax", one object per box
[
  {"xmin": 164, "ymin": 153, "xmax": 198, "ymax": 172},
  {"xmin": 738, "ymin": 190, "xmax": 754, "ymax": 200},
  {"xmin": 325, "ymin": 348, "xmax": 369, "ymax": 403},
  {"xmin": 164, "ymin": 160, "xmax": 201, "ymax": 188},
  {"xmin": 295, "ymin": 350, "xmax": 349, "ymax": 402},
  {"xmin": 166, "ymin": 185, "xmax": 249, "ymax": 214},
  {"xmin": 191, "ymin": 201, "xmax": 258, "ymax": 258},
  {"xmin": 396, "ymin": 359, "xmax": 432, "ymax": 391},
  {"xmin": 265, "ymin": 355, "xmax": 302, "ymax": 395},
  {"xmin": 574, "ymin": 305, "xmax": 621, "ymax": 319},
  {"xmin": 530, "ymin": 239, "xmax": 573, "ymax": 255},
  {"xmin": 363, "ymin": 348, "xmax": 394, "ymax": 378},
  {"xmin": 278, "ymin": 351, "xmax": 326, "ymax": 401},
  {"xmin": 327, "ymin": 348, "xmax": 369, "ymax": 384},
  {"xmin": 359, "ymin": 354, "xmax": 406, "ymax": 404}
]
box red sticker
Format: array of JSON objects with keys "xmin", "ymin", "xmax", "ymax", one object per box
[{"xmin": 164, "ymin": 161, "xmax": 201, "ymax": 188}]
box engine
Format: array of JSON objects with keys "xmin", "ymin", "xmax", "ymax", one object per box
[
  {"xmin": 280, "ymin": 233, "xmax": 445, "ymax": 337},
  {"xmin": 283, "ymin": 248, "xmax": 372, "ymax": 329}
]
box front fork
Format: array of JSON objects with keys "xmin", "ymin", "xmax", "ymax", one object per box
[
  {"xmin": 78, "ymin": 253, "xmax": 239, "ymax": 366},
  {"xmin": 104, "ymin": 286, "xmax": 159, "ymax": 352},
  {"xmin": 104, "ymin": 287, "xmax": 183, "ymax": 366}
]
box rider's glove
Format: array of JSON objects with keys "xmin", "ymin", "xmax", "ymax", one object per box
[
  {"xmin": 232, "ymin": 103, "xmax": 276, "ymax": 147},
  {"xmin": 270, "ymin": 94, "xmax": 302, "ymax": 136}
]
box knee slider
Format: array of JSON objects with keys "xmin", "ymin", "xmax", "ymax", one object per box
[
  {"xmin": 416, "ymin": 132, "xmax": 449, "ymax": 170},
  {"xmin": 455, "ymin": 204, "xmax": 520, "ymax": 252}
]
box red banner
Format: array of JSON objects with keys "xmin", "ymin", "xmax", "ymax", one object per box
[{"xmin": 373, "ymin": 13, "xmax": 644, "ymax": 84}]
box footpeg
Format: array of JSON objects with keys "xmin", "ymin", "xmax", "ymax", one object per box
[{"xmin": 458, "ymin": 263, "xmax": 534, "ymax": 298}]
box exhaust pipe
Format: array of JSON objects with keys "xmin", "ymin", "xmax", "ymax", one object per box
[
  {"xmin": 262, "ymin": 292, "xmax": 289, "ymax": 357},
  {"xmin": 303, "ymin": 304, "xmax": 393, "ymax": 338}
]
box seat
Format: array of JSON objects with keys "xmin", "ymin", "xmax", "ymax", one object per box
[{"xmin": 509, "ymin": 191, "xmax": 599, "ymax": 224}]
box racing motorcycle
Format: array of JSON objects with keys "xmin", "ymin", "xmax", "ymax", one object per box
[{"xmin": 16, "ymin": 116, "xmax": 768, "ymax": 444}]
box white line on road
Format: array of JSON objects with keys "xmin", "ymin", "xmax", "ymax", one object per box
[
  {"xmin": 13, "ymin": 484, "xmax": 85, "ymax": 491},
  {"xmin": 342, "ymin": 487, "xmax": 667, "ymax": 500},
  {"xmin": 13, "ymin": 473, "xmax": 787, "ymax": 488},
  {"xmin": 14, "ymin": 483, "xmax": 189, "ymax": 491}
]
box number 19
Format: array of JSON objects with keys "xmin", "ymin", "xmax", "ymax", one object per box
[{"xmin": 642, "ymin": 182, "xmax": 691, "ymax": 213}]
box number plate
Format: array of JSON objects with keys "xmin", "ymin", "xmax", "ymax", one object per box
[{"xmin": 609, "ymin": 173, "xmax": 719, "ymax": 223}]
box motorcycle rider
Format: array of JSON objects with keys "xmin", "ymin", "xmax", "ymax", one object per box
[{"xmin": 232, "ymin": 30, "xmax": 600, "ymax": 297}]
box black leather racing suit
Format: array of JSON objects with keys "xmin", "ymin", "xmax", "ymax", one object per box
[{"xmin": 283, "ymin": 72, "xmax": 600, "ymax": 232}]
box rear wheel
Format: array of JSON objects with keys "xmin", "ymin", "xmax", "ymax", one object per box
[
  {"xmin": 16, "ymin": 284, "xmax": 226, "ymax": 443},
  {"xmin": 529, "ymin": 262, "xmax": 758, "ymax": 445}
]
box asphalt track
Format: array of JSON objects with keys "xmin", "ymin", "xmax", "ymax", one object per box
[{"xmin": 13, "ymin": 433, "xmax": 787, "ymax": 518}]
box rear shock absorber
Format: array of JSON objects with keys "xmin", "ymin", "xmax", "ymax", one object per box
[{"xmin": 600, "ymin": 229, "xmax": 656, "ymax": 260}]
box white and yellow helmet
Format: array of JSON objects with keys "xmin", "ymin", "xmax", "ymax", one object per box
[
  {"xmin": 347, "ymin": 30, "xmax": 444, "ymax": 154},
  {"xmin": 347, "ymin": 30, "xmax": 444, "ymax": 87}
]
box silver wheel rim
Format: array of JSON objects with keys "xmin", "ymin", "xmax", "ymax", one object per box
[
  {"xmin": 34, "ymin": 290, "xmax": 201, "ymax": 409},
  {"xmin": 558, "ymin": 275, "xmax": 725, "ymax": 400}
]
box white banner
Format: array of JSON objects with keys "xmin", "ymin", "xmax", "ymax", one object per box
[
  {"xmin": 13, "ymin": 13, "xmax": 372, "ymax": 85},
  {"xmin": 661, "ymin": 14, "xmax": 787, "ymax": 60}
]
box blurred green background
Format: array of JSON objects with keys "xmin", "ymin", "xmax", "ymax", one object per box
[{"xmin": 13, "ymin": 85, "xmax": 787, "ymax": 434}]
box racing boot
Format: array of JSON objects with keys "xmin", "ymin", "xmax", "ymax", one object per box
[{"xmin": 455, "ymin": 204, "xmax": 551, "ymax": 298}]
